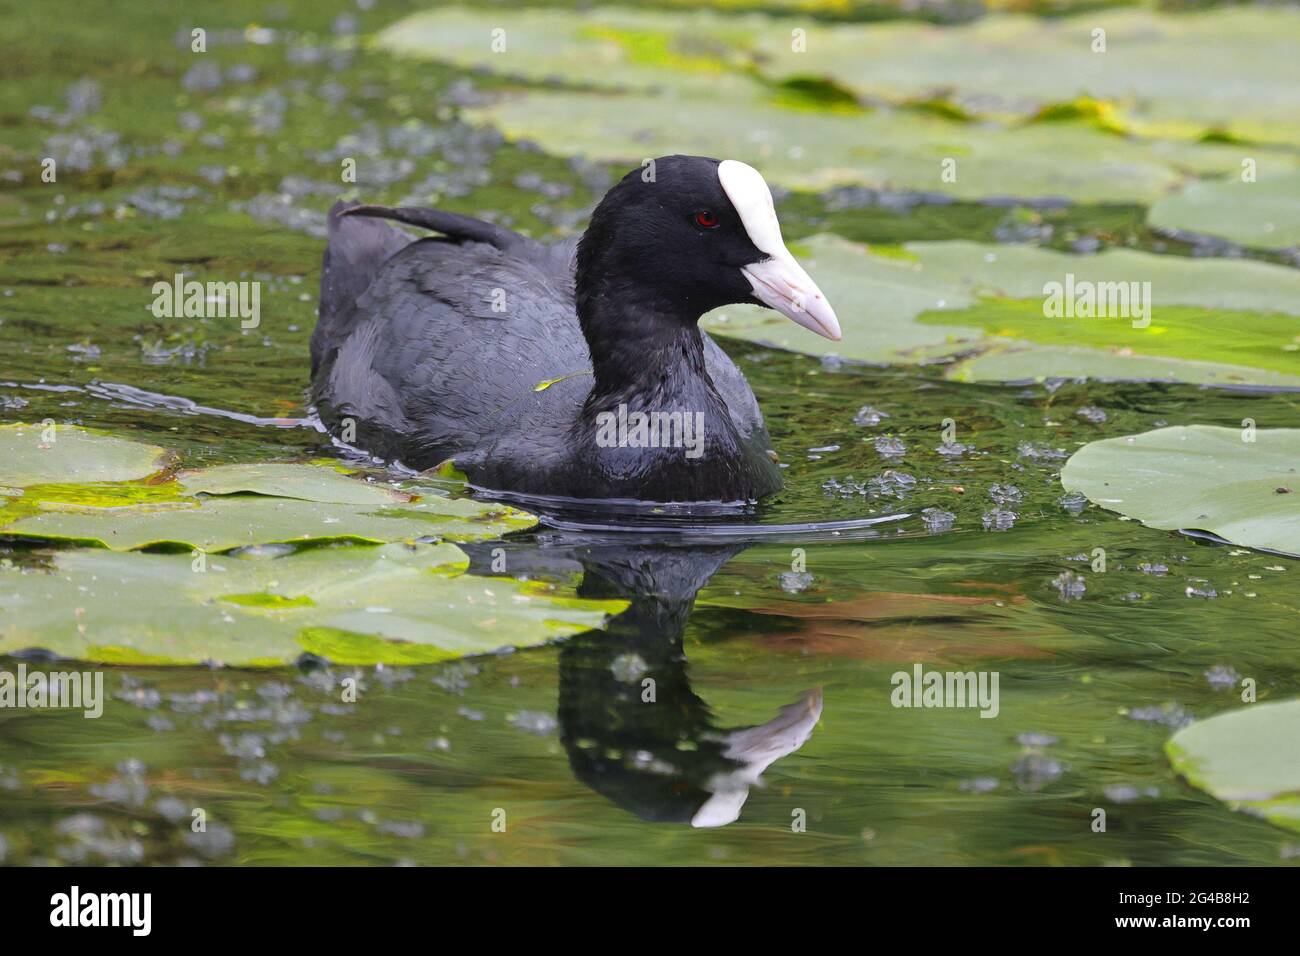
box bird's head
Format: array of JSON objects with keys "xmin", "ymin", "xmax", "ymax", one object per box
[{"xmin": 577, "ymin": 155, "xmax": 841, "ymax": 342}]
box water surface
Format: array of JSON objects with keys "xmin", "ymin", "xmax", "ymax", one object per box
[{"xmin": 1, "ymin": 0, "xmax": 1297, "ymax": 866}]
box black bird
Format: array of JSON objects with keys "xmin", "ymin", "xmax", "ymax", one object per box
[
  {"xmin": 461, "ymin": 535, "xmax": 824, "ymax": 827},
  {"xmin": 311, "ymin": 155, "xmax": 840, "ymax": 503}
]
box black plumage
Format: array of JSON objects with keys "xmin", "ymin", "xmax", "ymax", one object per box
[{"xmin": 311, "ymin": 155, "xmax": 838, "ymax": 503}]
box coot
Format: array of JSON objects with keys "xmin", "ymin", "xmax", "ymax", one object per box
[
  {"xmin": 311, "ymin": 155, "xmax": 840, "ymax": 503},
  {"xmin": 462, "ymin": 535, "xmax": 823, "ymax": 826}
]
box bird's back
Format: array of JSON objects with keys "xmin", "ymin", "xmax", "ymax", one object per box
[
  {"xmin": 312, "ymin": 205, "xmax": 589, "ymax": 470},
  {"xmin": 310, "ymin": 202, "xmax": 773, "ymax": 490}
]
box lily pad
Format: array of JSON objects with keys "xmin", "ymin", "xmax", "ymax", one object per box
[
  {"xmin": 1059, "ymin": 425, "xmax": 1300, "ymax": 556},
  {"xmin": 946, "ymin": 344, "xmax": 1300, "ymax": 389},
  {"xmin": 382, "ymin": 7, "xmax": 1300, "ymax": 145},
  {"xmin": 748, "ymin": 9, "xmax": 1300, "ymax": 145},
  {"xmin": 706, "ymin": 234, "xmax": 984, "ymax": 361},
  {"xmin": 0, "ymin": 493, "xmax": 534, "ymax": 552},
  {"xmin": 1149, "ymin": 170, "xmax": 1300, "ymax": 250},
  {"xmin": 378, "ymin": 7, "xmax": 756, "ymax": 98},
  {"xmin": 1167, "ymin": 699, "xmax": 1300, "ymax": 834},
  {"xmin": 0, "ymin": 544, "xmax": 626, "ymax": 666},
  {"xmin": 0, "ymin": 422, "xmax": 167, "ymax": 487},
  {"xmin": 0, "ymin": 433, "xmax": 536, "ymax": 551},
  {"xmin": 178, "ymin": 462, "xmax": 410, "ymax": 505},
  {"xmin": 702, "ymin": 237, "xmax": 1300, "ymax": 386},
  {"xmin": 931, "ymin": 300, "xmax": 1300, "ymax": 386},
  {"xmin": 381, "ymin": 6, "xmax": 1300, "ymax": 202},
  {"xmin": 906, "ymin": 241, "xmax": 1300, "ymax": 317},
  {"xmin": 464, "ymin": 88, "xmax": 1271, "ymax": 204}
]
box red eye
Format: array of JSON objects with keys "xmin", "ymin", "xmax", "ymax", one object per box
[{"xmin": 694, "ymin": 210, "xmax": 719, "ymax": 229}]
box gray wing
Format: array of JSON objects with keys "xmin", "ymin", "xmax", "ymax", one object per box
[
  {"xmin": 311, "ymin": 200, "xmax": 768, "ymax": 469},
  {"xmin": 312, "ymin": 233, "xmax": 591, "ymax": 467}
]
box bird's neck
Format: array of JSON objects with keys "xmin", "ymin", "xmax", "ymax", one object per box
[
  {"xmin": 570, "ymin": 280, "xmax": 779, "ymax": 502},
  {"xmin": 577, "ymin": 289, "xmax": 728, "ymax": 422}
]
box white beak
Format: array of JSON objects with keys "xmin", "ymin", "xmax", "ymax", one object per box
[
  {"xmin": 719, "ymin": 159, "xmax": 842, "ymax": 342},
  {"xmin": 741, "ymin": 252, "xmax": 842, "ymax": 341}
]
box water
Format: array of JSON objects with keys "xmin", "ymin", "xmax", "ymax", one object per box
[{"xmin": 2, "ymin": 0, "xmax": 1299, "ymax": 866}]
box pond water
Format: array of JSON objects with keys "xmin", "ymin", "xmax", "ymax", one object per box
[{"xmin": 1, "ymin": 0, "xmax": 1298, "ymax": 866}]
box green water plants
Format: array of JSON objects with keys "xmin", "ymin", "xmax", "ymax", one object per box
[
  {"xmin": 1148, "ymin": 170, "xmax": 1300, "ymax": 250},
  {"xmin": 700, "ymin": 238, "xmax": 1300, "ymax": 386},
  {"xmin": 176, "ymin": 462, "xmax": 412, "ymax": 505},
  {"xmin": 0, "ymin": 422, "xmax": 168, "ymax": 488},
  {"xmin": 0, "ymin": 543, "xmax": 625, "ymax": 666},
  {"xmin": 1059, "ymin": 425, "xmax": 1300, "ymax": 556},
  {"xmin": 0, "ymin": 425, "xmax": 624, "ymax": 664},
  {"xmin": 1167, "ymin": 699, "xmax": 1300, "ymax": 834},
  {"xmin": 0, "ymin": 425, "xmax": 536, "ymax": 550},
  {"xmin": 378, "ymin": 6, "xmax": 1300, "ymax": 202}
]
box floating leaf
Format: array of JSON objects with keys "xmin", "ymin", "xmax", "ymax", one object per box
[
  {"xmin": 1059, "ymin": 425, "xmax": 1300, "ymax": 556},
  {"xmin": 0, "ymin": 422, "xmax": 167, "ymax": 487},
  {"xmin": 0, "ymin": 433, "xmax": 535, "ymax": 550},
  {"xmin": 0, "ymin": 480, "xmax": 187, "ymax": 532},
  {"xmin": 0, "ymin": 493, "xmax": 534, "ymax": 552},
  {"xmin": 932, "ymin": 301, "xmax": 1300, "ymax": 386},
  {"xmin": 1167, "ymin": 699, "xmax": 1300, "ymax": 834},
  {"xmin": 701, "ymin": 237, "xmax": 1300, "ymax": 386},
  {"xmin": 945, "ymin": 345, "xmax": 1300, "ymax": 389},
  {"xmin": 746, "ymin": 9, "xmax": 1300, "ymax": 145},
  {"xmin": 706, "ymin": 234, "xmax": 984, "ymax": 361},
  {"xmin": 906, "ymin": 241, "xmax": 1300, "ymax": 317},
  {"xmin": 178, "ymin": 462, "xmax": 410, "ymax": 505},
  {"xmin": 380, "ymin": 7, "xmax": 758, "ymax": 96},
  {"xmin": 0, "ymin": 544, "xmax": 626, "ymax": 666},
  {"xmin": 381, "ymin": 6, "xmax": 1300, "ymax": 201},
  {"xmin": 383, "ymin": 7, "xmax": 1300, "ymax": 144},
  {"xmin": 465, "ymin": 88, "xmax": 1266, "ymax": 203},
  {"xmin": 1149, "ymin": 170, "xmax": 1300, "ymax": 250}
]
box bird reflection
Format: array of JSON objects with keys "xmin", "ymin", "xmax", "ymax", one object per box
[{"xmin": 465, "ymin": 534, "xmax": 821, "ymax": 827}]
